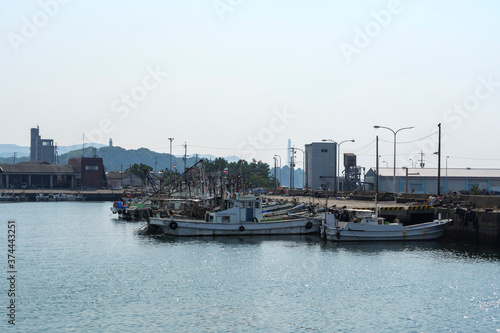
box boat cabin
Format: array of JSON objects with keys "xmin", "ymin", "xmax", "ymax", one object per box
[
  {"xmin": 206, "ymin": 195, "xmax": 263, "ymax": 223},
  {"xmin": 351, "ymin": 209, "xmax": 387, "ymax": 225}
]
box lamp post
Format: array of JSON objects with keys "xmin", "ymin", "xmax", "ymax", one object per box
[
  {"xmin": 383, "ymin": 161, "xmax": 389, "ymax": 168},
  {"xmin": 168, "ymin": 138, "xmax": 174, "ymax": 172},
  {"xmin": 374, "ymin": 125, "xmax": 414, "ymax": 197},
  {"xmin": 274, "ymin": 155, "xmax": 281, "ymax": 188},
  {"xmin": 273, "ymin": 156, "xmax": 277, "ymax": 191},
  {"xmin": 337, "ymin": 139, "xmax": 355, "ymax": 193},
  {"xmin": 322, "ymin": 139, "xmax": 335, "ymax": 191},
  {"xmin": 322, "ymin": 139, "xmax": 355, "ymax": 193},
  {"xmin": 294, "ymin": 147, "xmax": 305, "ymax": 189},
  {"xmin": 446, "ymin": 155, "xmax": 449, "ymax": 192}
]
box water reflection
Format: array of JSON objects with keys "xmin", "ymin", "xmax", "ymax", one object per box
[
  {"xmin": 138, "ymin": 232, "xmax": 500, "ymax": 261},
  {"xmin": 141, "ymin": 233, "xmax": 321, "ymax": 247},
  {"xmin": 319, "ymin": 239, "xmax": 500, "ymax": 261}
]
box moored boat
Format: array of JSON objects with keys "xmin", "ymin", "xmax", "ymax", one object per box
[
  {"xmin": 321, "ymin": 209, "xmax": 452, "ymax": 242},
  {"xmin": 140, "ymin": 194, "xmax": 321, "ymax": 237},
  {"xmin": 0, "ymin": 192, "xmax": 18, "ymax": 202}
]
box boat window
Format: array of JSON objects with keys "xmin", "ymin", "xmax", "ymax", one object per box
[
  {"xmin": 255, "ymin": 202, "xmax": 260, "ymax": 208},
  {"xmin": 222, "ymin": 216, "xmax": 230, "ymax": 223},
  {"xmin": 228, "ymin": 201, "xmax": 234, "ymax": 209},
  {"xmin": 248, "ymin": 202, "xmax": 253, "ymax": 208}
]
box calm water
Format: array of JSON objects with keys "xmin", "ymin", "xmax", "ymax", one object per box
[{"xmin": 1, "ymin": 202, "xmax": 499, "ymax": 332}]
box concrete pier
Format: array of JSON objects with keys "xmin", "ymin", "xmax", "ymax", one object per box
[{"xmin": 3, "ymin": 189, "xmax": 123, "ymax": 201}]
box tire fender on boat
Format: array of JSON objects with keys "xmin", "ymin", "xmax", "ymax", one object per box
[
  {"xmin": 169, "ymin": 221, "xmax": 178, "ymax": 230},
  {"xmin": 253, "ymin": 217, "xmax": 259, "ymax": 223},
  {"xmin": 239, "ymin": 226, "xmax": 245, "ymax": 232},
  {"xmin": 305, "ymin": 221, "xmax": 313, "ymax": 229},
  {"xmin": 336, "ymin": 231, "xmax": 341, "ymax": 239}
]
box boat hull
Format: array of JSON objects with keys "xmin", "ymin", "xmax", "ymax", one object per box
[
  {"xmin": 325, "ymin": 220, "xmax": 450, "ymax": 242},
  {"xmin": 147, "ymin": 217, "xmax": 322, "ymax": 237}
]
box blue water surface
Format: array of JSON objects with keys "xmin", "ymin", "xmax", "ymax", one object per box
[{"xmin": 1, "ymin": 202, "xmax": 499, "ymax": 332}]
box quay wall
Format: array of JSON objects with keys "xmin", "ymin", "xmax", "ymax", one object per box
[
  {"xmin": 6, "ymin": 189, "xmax": 123, "ymax": 202},
  {"xmin": 437, "ymin": 207, "xmax": 500, "ymax": 248}
]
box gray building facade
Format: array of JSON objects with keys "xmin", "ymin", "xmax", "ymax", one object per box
[
  {"xmin": 305, "ymin": 142, "xmax": 337, "ymax": 190},
  {"xmin": 30, "ymin": 127, "xmax": 55, "ymax": 164}
]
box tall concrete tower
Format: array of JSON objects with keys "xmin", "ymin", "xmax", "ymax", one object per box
[{"xmin": 30, "ymin": 127, "xmax": 55, "ymax": 164}]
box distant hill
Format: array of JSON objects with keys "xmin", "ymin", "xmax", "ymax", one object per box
[
  {"xmin": 56, "ymin": 146, "xmax": 250, "ymax": 174},
  {"xmin": 0, "ymin": 144, "xmax": 303, "ymax": 187},
  {"xmin": 0, "ymin": 144, "xmax": 30, "ymax": 158},
  {"xmin": 0, "ymin": 143, "xmax": 107, "ymax": 158}
]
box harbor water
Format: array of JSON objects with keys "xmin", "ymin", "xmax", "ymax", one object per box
[{"xmin": 1, "ymin": 202, "xmax": 499, "ymax": 332}]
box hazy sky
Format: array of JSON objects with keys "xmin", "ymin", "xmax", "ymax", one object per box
[{"xmin": 1, "ymin": 0, "xmax": 499, "ymax": 170}]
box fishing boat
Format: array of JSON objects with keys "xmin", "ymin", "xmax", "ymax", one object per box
[
  {"xmin": 54, "ymin": 192, "xmax": 69, "ymax": 201},
  {"xmin": 140, "ymin": 194, "xmax": 321, "ymax": 237},
  {"xmin": 36, "ymin": 193, "xmax": 54, "ymax": 201},
  {"xmin": 321, "ymin": 209, "xmax": 452, "ymax": 242},
  {"xmin": 0, "ymin": 192, "xmax": 17, "ymax": 202}
]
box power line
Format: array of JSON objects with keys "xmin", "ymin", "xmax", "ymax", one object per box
[
  {"xmin": 449, "ymin": 156, "xmax": 500, "ymax": 161},
  {"xmin": 379, "ymin": 131, "xmax": 438, "ymax": 144}
]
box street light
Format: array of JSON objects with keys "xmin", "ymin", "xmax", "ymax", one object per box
[
  {"xmin": 274, "ymin": 155, "xmax": 281, "ymax": 188},
  {"xmin": 322, "ymin": 139, "xmax": 355, "ymax": 193},
  {"xmin": 168, "ymin": 138, "xmax": 174, "ymax": 172},
  {"xmin": 273, "ymin": 156, "xmax": 277, "ymax": 191},
  {"xmin": 294, "ymin": 147, "xmax": 305, "ymax": 189},
  {"xmin": 446, "ymin": 155, "xmax": 449, "ymax": 192},
  {"xmin": 337, "ymin": 139, "xmax": 355, "ymax": 193},
  {"xmin": 374, "ymin": 125, "xmax": 414, "ymax": 197},
  {"xmin": 382, "ymin": 161, "xmax": 389, "ymax": 168},
  {"xmin": 322, "ymin": 139, "xmax": 335, "ymax": 191}
]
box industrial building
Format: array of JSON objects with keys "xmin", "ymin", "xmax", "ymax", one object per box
[
  {"xmin": 0, "ymin": 161, "xmax": 80, "ymax": 188},
  {"xmin": 364, "ymin": 167, "xmax": 500, "ymax": 194},
  {"xmin": 30, "ymin": 127, "xmax": 55, "ymax": 164},
  {"xmin": 305, "ymin": 142, "xmax": 337, "ymax": 190},
  {"xmin": 106, "ymin": 172, "xmax": 142, "ymax": 188},
  {"xmin": 68, "ymin": 157, "xmax": 107, "ymax": 188}
]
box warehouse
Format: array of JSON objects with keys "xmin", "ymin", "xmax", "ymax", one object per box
[{"xmin": 364, "ymin": 167, "xmax": 500, "ymax": 194}]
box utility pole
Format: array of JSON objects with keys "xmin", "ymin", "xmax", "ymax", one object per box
[
  {"xmin": 168, "ymin": 137, "xmax": 174, "ymax": 172},
  {"xmin": 290, "ymin": 147, "xmax": 295, "ymax": 190},
  {"xmin": 13, "ymin": 152, "xmax": 16, "ymax": 164},
  {"xmin": 273, "ymin": 156, "xmax": 277, "ymax": 191},
  {"xmin": 375, "ymin": 136, "xmax": 378, "ymax": 196},
  {"xmin": 419, "ymin": 150, "xmax": 425, "ymax": 168},
  {"xmin": 437, "ymin": 123, "xmax": 441, "ymax": 196},
  {"xmin": 183, "ymin": 142, "xmax": 187, "ymax": 172}
]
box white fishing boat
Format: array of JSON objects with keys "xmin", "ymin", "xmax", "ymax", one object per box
[
  {"xmin": 36, "ymin": 193, "xmax": 54, "ymax": 202},
  {"xmin": 54, "ymin": 192, "xmax": 69, "ymax": 201},
  {"xmin": 0, "ymin": 192, "xmax": 17, "ymax": 202},
  {"xmin": 141, "ymin": 194, "xmax": 321, "ymax": 237},
  {"xmin": 321, "ymin": 209, "xmax": 452, "ymax": 242}
]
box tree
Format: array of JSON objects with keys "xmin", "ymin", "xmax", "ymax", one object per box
[{"xmin": 126, "ymin": 163, "xmax": 153, "ymax": 184}]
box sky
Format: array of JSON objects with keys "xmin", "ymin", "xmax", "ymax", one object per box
[{"xmin": 1, "ymin": 0, "xmax": 499, "ymax": 171}]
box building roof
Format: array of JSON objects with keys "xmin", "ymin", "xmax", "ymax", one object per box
[
  {"xmin": 0, "ymin": 164, "xmax": 80, "ymax": 174},
  {"xmin": 18, "ymin": 161, "xmax": 50, "ymax": 165},
  {"xmin": 106, "ymin": 171, "xmax": 141, "ymax": 180},
  {"xmin": 368, "ymin": 167, "xmax": 500, "ymax": 178}
]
